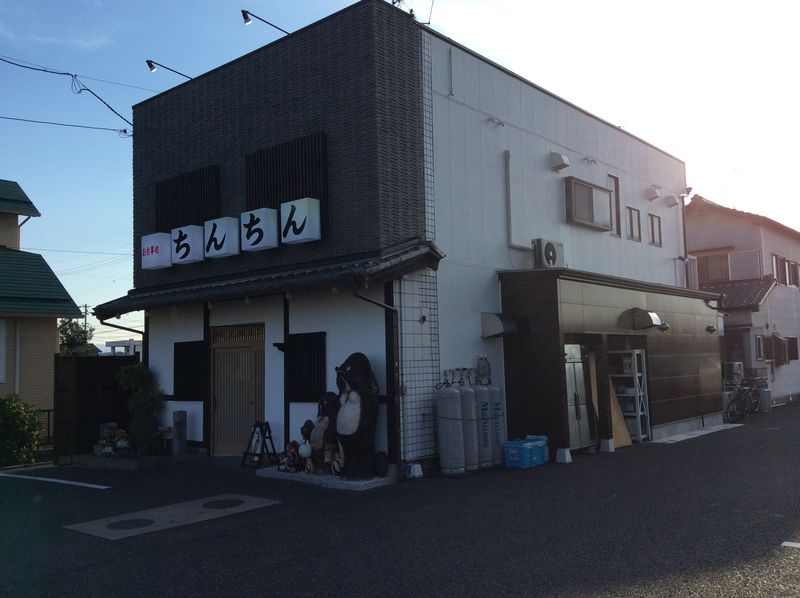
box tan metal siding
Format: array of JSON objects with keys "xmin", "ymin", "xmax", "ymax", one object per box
[{"xmin": 0, "ymin": 214, "xmax": 19, "ymax": 249}]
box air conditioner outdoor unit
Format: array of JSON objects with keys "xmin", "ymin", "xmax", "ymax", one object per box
[
  {"xmin": 723, "ymin": 361, "xmax": 744, "ymax": 385},
  {"xmin": 531, "ymin": 238, "xmax": 565, "ymax": 268}
]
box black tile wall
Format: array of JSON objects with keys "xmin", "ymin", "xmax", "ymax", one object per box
[{"xmin": 133, "ymin": 0, "xmax": 423, "ymax": 290}]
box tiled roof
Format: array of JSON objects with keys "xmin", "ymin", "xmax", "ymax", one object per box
[
  {"xmin": 94, "ymin": 239, "xmax": 444, "ymax": 319},
  {"xmin": 0, "ymin": 179, "xmax": 41, "ymax": 217},
  {"xmin": 700, "ymin": 277, "xmax": 776, "ymax": 310},
  {"xmin": 0, "ymin": 247, "xmax": 81, "ymax": 316},
  {"xmin": 687, "ymin": 196, "xmax": 800, "ymax": 243}
]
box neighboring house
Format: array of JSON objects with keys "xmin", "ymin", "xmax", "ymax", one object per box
[
  {"xmin": 686, "ymin": 196, "xmax": 800, "ymax": 402},
  {"xmin": 0, "ymin": 179, "xmax": 81, "ymax": 410},
  {"xmin": 96, "ymin": 0, "xmax": 722, "ymax": 465},
  {"xmin": 105, "ymin": 338, "xmax": 142, "ymax": 359}
]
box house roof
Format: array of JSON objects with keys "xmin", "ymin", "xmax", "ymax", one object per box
[
  {"xmin": 700, "ymin": 276, "xmax": 776, "ymax": 311},
  {"xmin": 686, "ymin": 195, "xmax": 800, "ymax": 244},
  {"xmin": 0, "ymin": 179, "xmax": 41, "ymax": 217},
  {"xmin": 0, "ymin": 247, "xmax": 81, "ymax": 316},
  {"xmin": 94, "ymin": 239, "xmax": 444, "ymax": 320}
]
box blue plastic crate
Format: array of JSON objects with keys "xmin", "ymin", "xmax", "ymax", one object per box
[
  {"xmin": 503, "ymin": 440, "xmax": 544, "ymax": 469},
  {"xmin": 524, "ymin": 435, "xmax": 549, "ymax": 463}
]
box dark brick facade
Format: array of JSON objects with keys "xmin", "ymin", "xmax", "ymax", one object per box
[{"xmin": 133, "ymin": 0, "xmax": 424, "ymax": 290}]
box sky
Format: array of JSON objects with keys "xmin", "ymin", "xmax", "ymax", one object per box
[{"xmin": 2, "ymin": 0, "xmax": 798, "ymax": 346}]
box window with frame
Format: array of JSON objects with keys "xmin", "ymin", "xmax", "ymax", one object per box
[
  {"xmin": 774, "ymin": 336, "xmax": 789, "ymax": 366},
  {"xmin": 626, "ymin": 206, "xmax": 641, "ymax": 241},
  {"xmin": 608, "ymin": 175, "xmax": 621, "ymax": 237},
  {"xmin": 786, "ymin": 260, "xmax": 799, "ymax": 287},
  {"xmin": 755, "ymin": 334, "xmax": 764, "ymax": 361},
  {"xmin": 565, "ymin": 177, "xmax": 613, "ymax": 231},
  {"xmin": 788, "ymin": 337, "xmax": 799, "ymax": 361},
  {"xmin": 648, "ymin": 213, "xmax": 662, "ymax": 247},
  {"xmin": 773, "ymin": 254, "xmax": 789, "ymax": 285},
  {"xmin": 697, "ymin": 254, "xmax": 730, "ymax": 283}
]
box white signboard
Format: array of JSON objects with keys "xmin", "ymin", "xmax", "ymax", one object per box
[
  {"xmin": 240, "ymin": 208, "xmax": 278, "ymax": 252},
  {"xmin": 170, "ymin": 225, "xmax": 205, "ymax": 265},
  {"xmin": 280, "ymin": 198, "xmax": 321, "ymax": 245},
  {"xmin": 141, "ymin": 233, "xmax": 171, "ymax": 270},
  {"xmin": 204, "ymin": 217, "xmax": 240, "ymax": 258}
]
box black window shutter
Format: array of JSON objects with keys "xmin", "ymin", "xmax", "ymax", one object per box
[
  {"xmin": 154, "ymin": 165, "xmax": 220, "ymax": 231},
  {"xmin": 286, "ymin": 332, "xmax": 327, "ymax": 403},
  {"xmin": 174, "ymin": 340, "xmax": 208, "ymax": 402}
]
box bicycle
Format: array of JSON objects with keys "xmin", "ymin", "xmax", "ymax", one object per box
[{"xmin": 725, "ymin": 378, "xmax": 761, "ymax": 423}]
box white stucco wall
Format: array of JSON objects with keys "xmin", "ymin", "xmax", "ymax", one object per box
[
  {"xmin": 430, "ymin": 34, "xmax": 688, "ymax": 290},
  {"xmin": 147, "ymin": 306, "xmax": 205, "ymax": 441},
  {"xmin": 148, "ymin": 305, "xmax": 204, "ymax": 395}
]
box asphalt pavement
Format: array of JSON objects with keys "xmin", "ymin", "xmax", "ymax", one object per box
[{"xmin": 3, "ymin": 403, "xmax": 800, "ymax": 597}]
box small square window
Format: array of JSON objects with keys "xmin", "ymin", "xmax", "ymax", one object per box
[
  {"xmin": 627, "ymin": 207, "xmax": 641, "ymax": 242},
  {"xmin": 698, "ymin": 254, "xmax": 730, "ymax": 283},
  {"xmin": 788, "ymin": 337, "xmax": 799, "ymax": 361},
  {"xmin": 648, "ymin": 214, "xmax": 662, "ymax": 247},
  {"xmin": 773, "ymin": 254, "xmax": 788, "ymax": 285},
  {"xmin": 755, "ymin": 334, "xmax": 764, "ymax": 361},
  {"xmin": 565, "ymin": 177, "xmax": 613, "ymax": 232}
]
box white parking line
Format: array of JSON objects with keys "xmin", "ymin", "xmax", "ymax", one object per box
[
  {"xmin": 782, "ymin": 542, "xmax": 800, "ymax": 548},
  {"xmin": 653, "ymin": 424, "xmax": 742, "ymax": 444},
  {"xmin": 65, "ymin": 494, "xmax": 280, "ymax": 540},
  {"xmin": 0, "ymin": 472, "xmax": 110, "ymax": 490}
]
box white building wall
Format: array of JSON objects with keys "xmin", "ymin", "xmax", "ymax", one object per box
[
  {"xmin": 688, "ymin": 207, "xmax": 800, "ymax": 401},
  {"xmin": 425, "ymin": 33, "xmax": 687, "ymax": 452},
  {"xmin": 211, "ymin": 289, "xmax": 388, "ymax": 452},
  {"xmin": 430, "ymin": 34, "xmax": 688, "ymax": 287},
  {"xmin": 147, "ymin": 305, "xmax": 204, "ymax": 442}
]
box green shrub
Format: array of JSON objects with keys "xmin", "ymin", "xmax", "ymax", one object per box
[
  {"xmin": 116, "ymin": 364, "xmax": 163, "ymax": 414},
  {"xmin": 0, "ymin": 393, "xmax": 41, "ymax": 467}
]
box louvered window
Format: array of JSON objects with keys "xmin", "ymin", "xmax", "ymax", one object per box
[
  {"xmin": 245, "ymin": 132, "xmax": 328, "ymax": 230},
  {"xmin": 154, "ymin": 166, "xmax": 220, "ymax": 231}
]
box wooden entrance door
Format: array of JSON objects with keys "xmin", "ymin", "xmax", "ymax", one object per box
[{"xmin": 212, "ymin": 325, "xmax": 265, "ymax": 456}]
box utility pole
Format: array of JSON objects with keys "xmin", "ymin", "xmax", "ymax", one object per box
[{"xmin": 82, "ymin": 304, "xmax": 89, "ymax": 333}]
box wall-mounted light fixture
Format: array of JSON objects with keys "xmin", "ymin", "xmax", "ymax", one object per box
[
  {"xmin": 145, "ymin": 60, "xmax": 193, "ymax": 80},
  {"xmin": 583, "ymin": 156, "xmax": 597, "ymax": 164},
  {"xmin": 705, "ymin": 325, "xmax": 717, "ymax": 334},
  {"xmin": 549, "ymin": 152, "xmax": 570, "ymax": 172},
  {"xmin": 664, "ymin": 194, "xmax": 681, "ymax": 208},
  {"xmin": 241, "ymin": 9, "xmax": 290, "ymax": 34}
]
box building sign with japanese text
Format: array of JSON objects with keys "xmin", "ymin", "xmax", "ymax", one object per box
[{"xmin": 141, "ymin": 199, "xmax": 321, "ymax": 270}]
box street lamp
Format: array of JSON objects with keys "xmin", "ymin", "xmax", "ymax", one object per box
[
  {"xmin": 241, "ymin": 9, "xmax": 290, "ymax": 35},
  {"xmin": 145, "ymin": 60, "xmax": 193, "ymax": 80}
]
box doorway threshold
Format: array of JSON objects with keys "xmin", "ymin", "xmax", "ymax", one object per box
[{"xmin": 256, "ymin": 467, "xmax": 396, "ymax": 491}]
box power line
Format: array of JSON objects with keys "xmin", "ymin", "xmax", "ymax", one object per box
[
  {"xmin": 0, "ymin": 54, "xmax": 159, "ymax": 92},
  {"xmin": 1, "ymin": 56, "xmax": 132, "ymax": 127},
  {"xmin": 0, "ymin": 115, "xmax": 130, "ymax": 136},
  {"xmin": 21, "ymin": 247, "xmax": 131, "ymax": 256}
]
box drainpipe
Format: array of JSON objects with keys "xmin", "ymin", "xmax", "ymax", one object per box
[
  {"xmin": 14, "ymin": 318, "xmax": 20, "ymax": 394},
  {"xmin": 681, "ymin": 195, "xmax": 689, "ymax": 286},
  {"xmin": 353, "ymin": 285, "xmax": 402, "ymax": 469},
  {"xmin": 97, "ymin": 320, "xmax": 143, "ymax": 336}
]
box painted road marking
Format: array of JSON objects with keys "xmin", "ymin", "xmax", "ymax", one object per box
[
  {"xmin": 0, "ymin": 472, "xmax": 110, "ymax": 490},
  {"xmin": 782, "ymin": 542, "xmax": 800, "ymax": 548},
  {"xmin": 65, "ymin": 493, "xmax": 280, "ymax": 540},
  {"xmin": 654, "ymin": 424, "xmax": 742, "ymax": 444}
]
